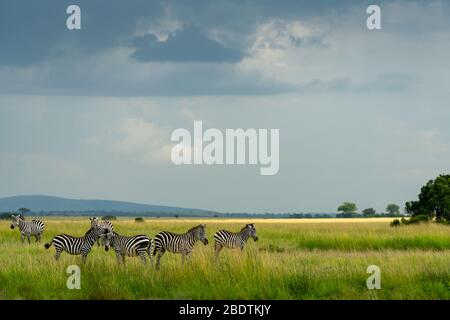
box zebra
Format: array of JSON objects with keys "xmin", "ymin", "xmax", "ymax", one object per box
[
  {"xmin": 89, "ymin": 217, "xmax": 114, "ymax": 247},
  {"xmin": 152, "ymin": 224, "xmax": 208, "ymax": 270},
  {"xmin": 214, "ymin": 223, "xmax": 258, "ymax": 258},
  {"xmin": 10, "ymin": 214, "xmax": 45, "ymax": 244},
  {"xmin": 103, "ymin": 231, "xmax": 154, "ymax": 266},
  {"xmin": 44, "ymin": 225, "xmax": 111, "ymax": 263}
]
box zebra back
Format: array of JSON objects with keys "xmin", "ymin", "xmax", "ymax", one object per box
[
  {"xmin": 214, "ymin": 224, "xmax": 258, "ymax": 248},
  {"xmin": 11, "ymin": 215, "xmax": 45, "ymax": 235},
  {"xmin": 106, "ymin": 231, "xmax": 151, "ymax": 256},
  {"xmin": 154, "ymin": 224, "xmax": 208, "ymax": 254}
]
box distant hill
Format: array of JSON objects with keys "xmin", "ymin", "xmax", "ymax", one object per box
[{"xmin": 0, "ymin": 195, "xmax": 216, "ymax": 217}]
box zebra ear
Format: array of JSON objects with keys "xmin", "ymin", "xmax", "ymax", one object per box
[{"xmin": 201, "ymin": 223, "xmax": 206, "ymax": 228}]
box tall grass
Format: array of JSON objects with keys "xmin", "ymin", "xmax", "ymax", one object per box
[{"xmin": 0, "ymin": 218, "xmax": 449, "ymax": 299}]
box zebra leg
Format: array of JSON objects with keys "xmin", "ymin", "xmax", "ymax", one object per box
[
  {"xmin": 54, "ymin": 250, "xmax": 61, "ymax": 261},
  {"xmin": 181, "ymin": 253, "xmax": 186, "ymax": 266},
  {"xmin": 186, "ymin": 252, "xmax": 192, "ymax": 264},
  {"xmin": 21, "ymin": 233, "xmax": 25, "ymax": 244},
  {"xmin": 139, "ymin": 252, "xmax": 147, "ymax": 265},
  {"xmin": 115, "ymin": 252, "xmax": 122, "ymax": 265},
  {"xmin": 156, "ymin": 251, "xmax": 164, "ymax": 270},
  {"xmin": 81, "ymin": 254, "xmax": 88, "ymax": 264},
  {"xmin": 215, "ymin": 243, "xmax": 223, "ymax": 259},
  {"xmin": 26, "ymin": 234, "xmax": 31, "ymax": 244},
  {"xmin": 35, "ymin": 235, "xmax": 39, "ymax": 242}
]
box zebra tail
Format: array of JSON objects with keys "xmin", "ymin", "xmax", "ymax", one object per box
[
  {"xmin": 148, "ymin": 239, "xmax": 154, "ymax": 256},
  {"xmin": 147, "ymin": 239, "xmax": 155, "ymax": 266},
  {"xmin": 44, "ymin": 240, "xmax": 53, "ymax": 249}
]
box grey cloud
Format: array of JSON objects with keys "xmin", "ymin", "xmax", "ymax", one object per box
[{"xmin": 131, "ymin": 27, "xmax": 243, "ymax": 62}]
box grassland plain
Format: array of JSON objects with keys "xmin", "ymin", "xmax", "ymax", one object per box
[{"xmin": 1, "ymin": 217, "xmax": 450, "ymax": 300}]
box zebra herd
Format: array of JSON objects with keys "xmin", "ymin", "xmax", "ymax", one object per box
[{"xmin": 9, "ymin": 215, "xmax": 259, "ymax": 269}]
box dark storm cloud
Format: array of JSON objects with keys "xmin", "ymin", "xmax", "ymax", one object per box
[
  {"xmin": 131, "ymin": 27, "xmax": 243, "ymax": 63},
  {"xmin": 0, "ymin": 0, "xmax": 445, "ymax": 96},
  {"xmin": 0, "ymin": 0, "xmax": 162, "ymax": 66}
]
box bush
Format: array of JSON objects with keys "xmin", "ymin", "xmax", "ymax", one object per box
[
  {"xmin": 135, "ymin": 217, "xmax": 144, "ymax": 223},
  {"xmin": 390, "ymin": 219, "xmax": 401, "ymax": 227},
  {"xmin": 0, "ymin": 212, "xmax": 13, "ymax": 220},
  {"xmin": 399, "ymin": 214, "xmax": 431, "ymax": 225},
  {"xmin": 0, "ymin": 213, "xmax": 24, "ymax": 220},
  {"xmin": 435, "ymin": 217, "xmax": 450, "ymax": 225}
]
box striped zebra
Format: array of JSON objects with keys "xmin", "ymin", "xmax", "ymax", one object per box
[
  {"xmin": 44, "ymin": 225, "xmax": 111, "ymax": 262},
  {"xmin": 214, "ymin": 223, "xmax": 258, "ymax": 258},
  {"xmin": 103, "ymin": 231, "xmax": 153, "ymax": 266},
  {"xmin": 10, "ymin": 214, "xmax": 45, "ymax": 244},
  {"xmin": 152, "ymin": 224, "xmax": 208, "ymax": 270},
  {"xmin": 90, "ymin": 217, "xmax": 114, "ymax": 247}
]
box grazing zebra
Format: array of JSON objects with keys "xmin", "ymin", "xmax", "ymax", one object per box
[
  {"xmin": 214, "ymin": 223, "xmax": 258, "ymax": 258},
  {"xmin": 103, "ymin": 231, "xmax": 153, "ymax": 266},
  {"xmin": 90, "ymin": 217, "xmax": 114, "ymax": 247},
  {"xmin": 10, "ymin": 214, "xmax": 45, "ymax": 244},
  {"xmin": 44, "ymin": 225, "xmax": 110, "ymax": 263},
  {"xmin": 152, "ymin": 224, "xmax": 208, "ymax": 270}
]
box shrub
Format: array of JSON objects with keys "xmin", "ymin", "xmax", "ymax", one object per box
[
  {"xmin": 399, "ymin": 214, "xmax": 431, "ymax": 225},
  {"xmin": 135, "ymin": 217, "xmax": 144, "ymax": 223},
  {"xmin": 0, "ymin": 212, "xmax": 13, "ymax": 220},
  {"xmin": 390, "ymin": 219, "xmax": 401, "ymax": 227}
]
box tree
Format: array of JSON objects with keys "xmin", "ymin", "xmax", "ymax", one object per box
[
  {"xmin": 337, "ymin": 202, "xmax": 358, "ymax": 214},
  {"xmin": 386, "ymin": 204, "xmax": 400, "ymax": 215},
  {"xmin": 18, "ymin": 208, "xmax": 30, "ymax": 215},
  {"xmin": 405, "ymin": 174, "xmax": 450, "ymax": 220},
  {"xmin": 362, "ymin": 208, "xmax": 376, "ymax": 216}
]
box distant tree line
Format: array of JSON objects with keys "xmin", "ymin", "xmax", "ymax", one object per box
[{"xmin": 335, "ymin": 202, "xmax": 404, "ymax": 218}]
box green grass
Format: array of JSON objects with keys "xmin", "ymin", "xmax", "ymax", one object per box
[{"xmin": 1, "ymin": 218, "xmax": 450, "ymax": 299}]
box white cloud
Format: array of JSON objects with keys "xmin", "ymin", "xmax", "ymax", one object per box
[{"xmin": 111, "ymin": 118, "xmax": 174, "ymax": 164}]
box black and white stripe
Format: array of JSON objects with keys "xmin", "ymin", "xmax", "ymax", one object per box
[
  {"xmin": 103, "ymin": 231, "xmax": 153, "ymax": 265},
  {"xmin": 152, "ymin": 224, "xmax": 208, "ymax": 270},
  {"xmin": 10, "ymin": 214, "xmax": 45, "ymax": 244},
  {"xmin": 90, "ymin": 217, "xmax": 114, "ymax": 246},
  {"xmin": 44, "ymin": 226, "xmax": 110, "ymax": 262},
  {"xmin": 214, "ymin": 223, "xmax": 258, "ymax": 257}
]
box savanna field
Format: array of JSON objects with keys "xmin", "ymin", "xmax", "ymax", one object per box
[{"xmin": 1, "ymin": 217, "xmax": 450, "ymax": 300}]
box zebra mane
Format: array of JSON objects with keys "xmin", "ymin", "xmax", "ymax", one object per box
[
  {"xmin": 85, "ymin": 227, "xmax": 94, "ymax": 236},
  {"xmin": 240, "ymin": 224, "xmax": 254, "ymax": 231},
  {"xmin": 187, "ymin": 224, "xmax": 204, "ymax": 233}
]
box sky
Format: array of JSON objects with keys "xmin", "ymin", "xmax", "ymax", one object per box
[{"xmin": 1, "ymin": 0, "xmax": 450, "ymax": 213}]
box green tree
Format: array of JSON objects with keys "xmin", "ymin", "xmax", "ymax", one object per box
[
  {"xmin": 362, "ymin": 208, "xmax": 376, "ymax": 216},
  {"xmin": 386, "ymin": 204, "xmax": 400, "ymax": 215},
  {"xmin": 405, "ymin": 174, "xmax": 450, "ymax": 220},
  {"xmin": 18, "ymin": 208, "xmax": 30, "ymax": 215},
  {"xmin": 337, "ymin": 202, "xmax": 358, "ymax": 214}
]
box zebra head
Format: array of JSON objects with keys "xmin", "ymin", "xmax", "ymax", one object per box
[
  {"xmin": 194, "ymin": 224, "xmax": 208, "ymax": 245},
  {"xmin": 89, "ymin": 216, "xmax": 100, "ymax": 227},
  {"xmin": 102, "ymin": 231, "xmax": 115, "ymax": 251},
  {"xmin": 91, "ymin": 224, "xmax": 112, "ymax": 242},
  {"xmin": 10, "ymin": 214, "xmax": 21, "ymax": 229},
  {"xmin": 246, "ymin": 223, "xmax": 258, "ymax": 241}
]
